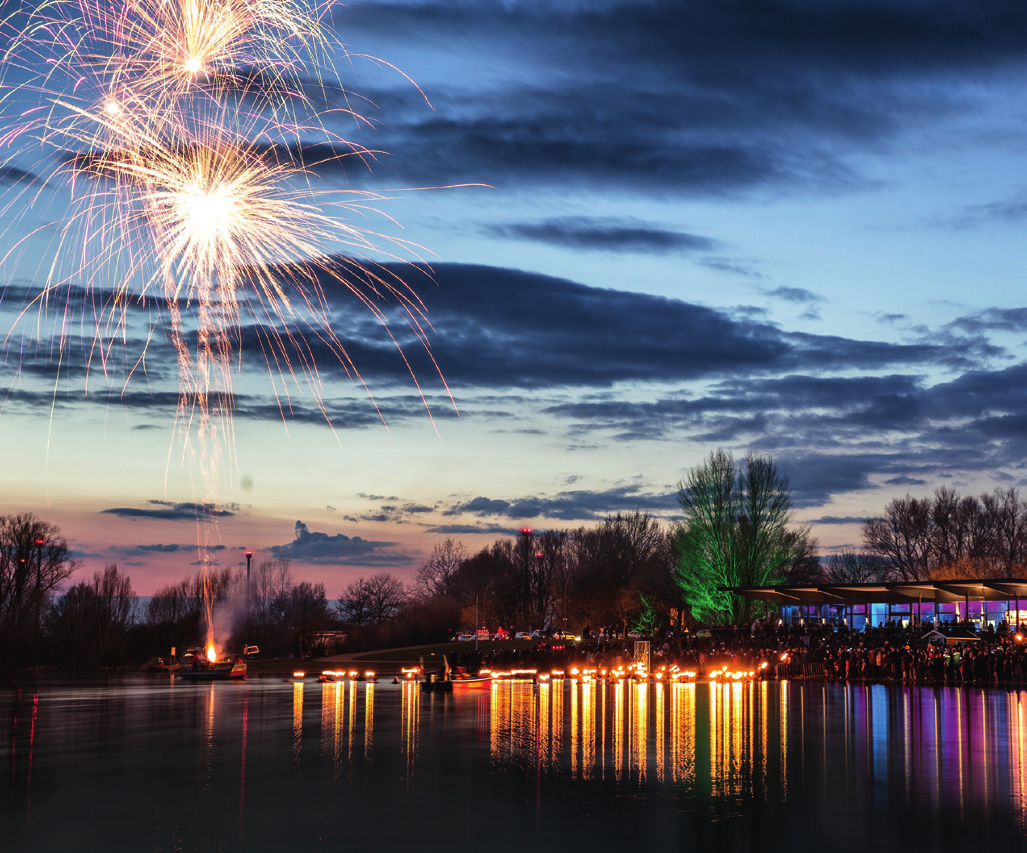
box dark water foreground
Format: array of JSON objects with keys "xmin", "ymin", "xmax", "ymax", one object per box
[{"xmin": 2, "ymin": 674, "xmax": 1026, "ymax": 852}]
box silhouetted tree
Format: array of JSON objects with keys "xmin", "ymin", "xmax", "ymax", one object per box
[
  {"xmin": 0, "ymin": 513, "xmax": 76, "ymax": 667},
  {"xmin": 49, "ymin": 564, "xmax": 135, "ymax": 668},
  {"xmin": 341, "ymin": 573, "xmax": 407, "ymax": 625},
  {"xmin": 413, "ymin": 538, "xmax": 467, "ymax": 599}
]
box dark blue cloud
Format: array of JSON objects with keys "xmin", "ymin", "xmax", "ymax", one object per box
[
  {"xmin": 101, "ymin": 501, "xmax": 237, "ymax": 520},
  {"xmin": 268, "ymin": 520, "xmax": 411, "ymax": 568},
  {"xmin": 486, "ymin": 217, "xmax": 718, "ymax": 254}
]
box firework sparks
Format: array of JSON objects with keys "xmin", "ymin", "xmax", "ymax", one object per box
[{"xmin": 0, "ymin": 0, "xmax": 451, "ymax": 652}]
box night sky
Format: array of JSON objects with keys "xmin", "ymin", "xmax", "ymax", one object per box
[{"xmin": 1, "ymin": 0, "xmax": 1025, "ymax": 593}]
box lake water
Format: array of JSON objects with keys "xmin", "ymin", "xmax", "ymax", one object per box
[{"xmin": 3, "ymin": 674, "xmax": 1027, "ymax": 852}]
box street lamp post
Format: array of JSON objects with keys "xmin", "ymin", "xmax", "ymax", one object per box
[{"xmin": 245, "ymin": 550, "xmax": 253, "ymax": 642}]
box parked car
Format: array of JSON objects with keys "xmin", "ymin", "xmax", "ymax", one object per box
[{"xmin": 243, "ymin": 645, "xmax": 260, "ymax": 660}]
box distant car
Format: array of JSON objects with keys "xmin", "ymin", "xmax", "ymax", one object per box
[
  {"xmin": 451, "ymin": 632, "xmax": 474, "ymax": 642},
  {"xmin": 627, "ymin": 631, "xmax": 642, "ymax": 640},
  {"xmin": 243, "ymin": 645, "xmax": 260, "ymax": 660},
  {"xmin": 552, "ymin": 630, "xmax": 580, "ymax": 642},
  {"xmin": 514, "ymin": 631, "xmax": 533, "ymax": 639}
]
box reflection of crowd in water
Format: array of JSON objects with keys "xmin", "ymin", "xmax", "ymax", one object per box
[{"xmin": 454, "ymin": 623, "xmax": 1027, "ymax": 686}]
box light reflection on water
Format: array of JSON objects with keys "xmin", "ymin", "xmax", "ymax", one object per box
[{"xmin": 3, "ymin": 675, "xmax": 1027, "ymax": 851}]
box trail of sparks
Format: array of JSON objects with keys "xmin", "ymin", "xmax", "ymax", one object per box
[{"xmin": 0, "ymin": 0, "xmax": 453, "ymax": 654}]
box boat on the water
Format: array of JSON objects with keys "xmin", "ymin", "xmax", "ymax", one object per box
[
  {"xmin": 449, "ymin": 673, "xmax": 492, "ymax": 688},
  {"xmin": 420, "ymin": 656, "xmax": 492, "ymax": 692},
  {"xmin": 176, "ymin": 660, "xmax": 247, "ymax": 681}
]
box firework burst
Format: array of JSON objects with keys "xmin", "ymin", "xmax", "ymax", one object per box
[{"xmin": 0, "ymin": 0, "xmax": 450, "ymax": 653}]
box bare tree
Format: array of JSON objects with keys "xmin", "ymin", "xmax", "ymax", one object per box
[
  {"xmin": 863, "ymin": 487, "xmax": 1027, "ymax": 580},
  {"xmin": 49, "ymin": 563, "xmax": 135, "ymax": 668},
  {"xmin": 821, "ymin": 552, "xmax": 888, "ymax": 584},
  {"xmin": 0, "ymin": 513, "xmax": 76, "ymax": 666},
  {"xmin": 862, "ymin": 495, "xmax": 934, "ymax": 581},
  {"xmin": 341, "ymin": 573, "xmax": 407, "ymax": 625},
  {"xmin": 413, "ymin": 538, "xmax": 467, "ymax": 599}
]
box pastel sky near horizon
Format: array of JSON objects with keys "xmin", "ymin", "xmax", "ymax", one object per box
[{"xmin": 1, "ymin": 0, "xmax": 1025, "ymax": 595}]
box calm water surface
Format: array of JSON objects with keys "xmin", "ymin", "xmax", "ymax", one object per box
[{"xmin": 3, "ymin": 675, "xmax": 1027, "ymax": 852}]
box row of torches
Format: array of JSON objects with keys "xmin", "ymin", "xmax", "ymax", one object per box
[
  {"xmin": 288, "ymin": 657, "xmax": 785, "ymax": 685},
  {"xmin": 394, "ymin": 660, "xmax": 773, "ymax": 684}
]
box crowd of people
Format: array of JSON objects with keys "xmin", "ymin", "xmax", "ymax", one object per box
[{"xmin": 455, "ymin": 621, "xmax": 1027, "ymax": 687}]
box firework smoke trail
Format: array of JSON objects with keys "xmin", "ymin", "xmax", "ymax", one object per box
[{"xmin": 0, "ymin": 0, "xmax": 451, "ymax": 655}]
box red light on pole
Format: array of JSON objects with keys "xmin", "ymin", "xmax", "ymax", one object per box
[{"xmin": 519, "ymin": 527, "xmax": 532, "ymax": 536}]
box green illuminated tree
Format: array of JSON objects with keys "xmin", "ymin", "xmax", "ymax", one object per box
[{"xmin": 673, "ymin": 450, "xmax": 812, "ymax": 624}]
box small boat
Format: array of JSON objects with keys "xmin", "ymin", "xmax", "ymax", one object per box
[
  {"xmin": 176, "ymin": 660, "xmax": 247, "ymax": 681},
  {"xmin": 449, "ymin": 673, "xmax": 492, "ymax": 688},
  {"xmin": 421, "ymin": 656, "xmax": 492, "ymax": 692}
]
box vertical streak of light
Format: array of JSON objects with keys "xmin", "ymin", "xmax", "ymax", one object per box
[
  {"xmin": 570, "ymin": 679, "xmax": 579, "ymax": 780},
  {"xmin": 490, "ymin": 682, "xmax": 501, "ymax": 763},
  {"xmin": 729, "ymin": 683, "xmax": 742, "ymax": 793},
  {"xmin": 956, "ymin": 688, "xmax": 965, "ymax": 822},
  {"xmin": 632, "ymin": 681, "xmax": 647, "ymax": 785},
  {"xmin": 654, "ymin": 682, "xmax": 664, "ymax": 784},
  {"xmin": 613, "ymin": 680, "xmax": 624, "ymax": 782},
  {"xmin": 670, "ymin": 683, "xmax": 696, "ymax": 785},
  {"xmin": 780, "ymin": 680, "xmax": 788, "ymax": 800},
  {"xmin": 758, "ymin": 681, "xmax": 768, "ymax": 800},
  {"xmin": 534, "ymin": 684, "xmax": 542, "ymax": 809},
  {"xmin": 934, "ymin": 688, "xmax": 942, "ymax": 816},
  {"xmin": 321, "ymin": 681, "xmax": 335, "ymax": 764},
  {"xmin": 292, "ymin": 681, "xmax": 302, "ymax": 781},
  {"xmin": 1014, "ymin": 693, "xmax": 1026, "ymax": 832},
  {"xmin": 401, "ymin": 682, "xmax": 418, "ymax": 788},
  {"xmin": 363, "ymin": 683, "xmax": 374, "ymax": 765},
  {"xmin": 347, "ymin": 677, "xmax": 356, "ymax": 765},
  {"xmin": 903, "ymin": 688, "xmax": 911, "ymax": 799},
  {"xmin": 822, "ymin": 684, "xmax": 828, "ymax": 792},
  {"xmin": 709, "ymin": 682, "xmax": 718, "ymax": 792},
  {"xmin": 551, "ymin": 680, "xmax": 563, "ymax": 769},
  {"xmin": 202, "ymin": 683, "xmax": 216, "ymax": 796},
  {"xmin": 582, "ymin": 680, "xmax": 595, "ymax": 781},
  {"xmin": 843, "ymin": 682, "xmax": 850, "ymax": 804},
  {"xmin": 981, "ymin": 690, "xmax": 989, "ymax": 820},
  {"xmin": 331, "ymin": 682, "xmax": 343, "ymax": 780},
  {"xmin": 538, "ymin": 681, "xmax": 550, "ymax": 773}
]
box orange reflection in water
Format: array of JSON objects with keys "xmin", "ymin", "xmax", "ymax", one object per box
[
  {"xmin": 670, "ymin": 682, "xmax": 696, "ymax": 785},
  {"xmin": 364, "ymin": 683, "xmax": 374, "ymax": 763},
  {"xmin": 401, "ymin": 681, "xmax": 418, "ymax": 787},
  {"xmin": 321, "ymin": 681, "xmax": 344, "ymax": 780},
  {"xmin": 631, "ymin": 682, "xmax": 648, "ymax": 784},
  {"xmin": 292, "ymin": 682, "xmax": 303, "ymax": 779},
  {"xmin": 581, "ymin": 680, "xmax": 596, "ymax": 781},
  {"xmin": 613, "ymin": 680, "xmax": 625, "ymax": 781}
]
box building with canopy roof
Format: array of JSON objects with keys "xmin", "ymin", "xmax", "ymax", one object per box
[{"xmin": 725, "ymin": 578, "xmax": 1027, "ymax": 630}]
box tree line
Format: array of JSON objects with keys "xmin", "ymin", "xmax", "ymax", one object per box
[{"xmin": 4, "ymin": 453, "xmax": 1027, "ymax": 669}]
